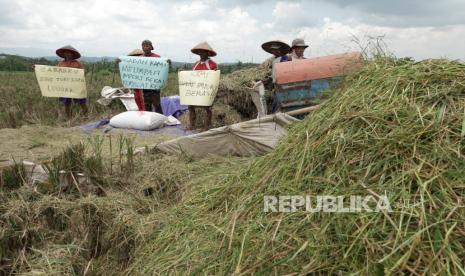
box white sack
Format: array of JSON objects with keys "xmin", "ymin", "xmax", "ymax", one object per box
[{"xmin": 110, "ymin": 111, "xmax": 167, "ymax": 130}]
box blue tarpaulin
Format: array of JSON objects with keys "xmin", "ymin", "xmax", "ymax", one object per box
[
  {"xmin": 161, "ymin": 96, "xmax": 188, "ymax": 118},
  {"xmin": 79, "ymin": 119, "xmax": 193, "ymax": 137}
]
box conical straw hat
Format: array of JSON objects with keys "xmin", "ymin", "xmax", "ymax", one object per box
[
  {"xmin": 56, "ymin": 45, "xmax": 81, "ymax": 59},
  {"xmin": 261, "ymin": 40, "xmax": 290, "ymax": 56},
  {"xmin": 127, "ymin": 49, "xmax": 144, "ymax": 56},
  {"xmin": 191, "ymin": 41, "xmax": 217, "ymax": 57}
]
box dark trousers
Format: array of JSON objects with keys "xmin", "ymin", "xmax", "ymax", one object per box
[{"xmin": 143, "ymin": 89, "xmax": 163, "ymax": 114}]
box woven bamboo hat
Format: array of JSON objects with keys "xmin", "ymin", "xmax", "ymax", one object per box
[
  {"xmin": 127, "ymin": 49, "xmax": 144, "ymax": 56},
  {"xmin": 191, "ymin": 41, "xmax": 217, "ymax": 57},
  {"xmin": 261, "ymin": 40, "xmax": 290, "ymax": 56},
  {"xmin": 56, "ymin": 45, "xmax": 81, "ymax": 59}
]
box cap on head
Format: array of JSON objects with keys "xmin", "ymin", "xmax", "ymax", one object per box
[{"xmin": 291, "ymin": 38, "xmax": 309, "ymax": 50}]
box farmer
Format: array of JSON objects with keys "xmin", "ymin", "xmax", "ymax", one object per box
[
  {"xmin": 56, "ymin": 45, "xmax": 87, "ymax": 118},
  {"xmin": 261, "ymin": 40, "xmax": 291, "ymax": 113},
  {"xmin": 289, "ymin": 38, "xmax": 308, "ymax": 60},
  {"xmin": 140, "ymin": 39, "xmax": 165, "ymax": 114},
  {"xmin": 188, "ymin": 41, "xmax": 218, "ymax": 131},
  {"xmin": 261, "ymin": 40, "xmax": 291, "ymax": 83},
  {"xmin": 126, "ymin": 49, "xmax": 145, "ymax": 111}
]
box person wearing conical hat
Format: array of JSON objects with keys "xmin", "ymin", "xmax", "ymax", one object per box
[
  {"xmin": 261, "ymin": 40, "xmax": 290, "ymax": 83},
  {"xmin": 261, "ymin": 40, "xmax": 291, "ymax": 63},
  {"xmin": 188, "ymin": 41, "xmax": 218, "ymax": 131},
  {"xmin": 289, "ymin": 38, "xmax": 308, "ymax": 60},
  {"xmin": 261, "ymin": 40, "xmax": 291, "ymax": 113},
  {"xmin": 55, "ymin": 45, "xmax": 87, "ymax": 118},
  {"xmin": 191, "ymin": 42, "xmax": 217, "ymax": 71}
]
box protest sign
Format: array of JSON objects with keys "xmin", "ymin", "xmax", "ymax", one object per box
[
  {"xmin": 178, "ymin": 70, "xmax": 220, "ymax": 106},
  {"xmin": 34, "ymin": 65, "xmax": 87, "ymax": 98},
  {"xmin": 119, "ymin": 56, "xmax": 169, "ymax": 89}
]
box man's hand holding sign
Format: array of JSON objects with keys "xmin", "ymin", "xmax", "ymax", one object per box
[
  {"xmin": 119, "ymin": 39, "xmax": 169, "ymax": 114},
  {"xmin": 182, "ymin": 41, "xmax": 219, "ymax": 131},
  {"xmin": 34, "ymin": 45, "xmax": 87, "ymax": 118},
  {"xmin": 178, "ymin": 70, "xmax": 220, "ymax": 106},
  {"xmin": 118, "ymin": 56, "xmax": 169, "ymax": 90}
]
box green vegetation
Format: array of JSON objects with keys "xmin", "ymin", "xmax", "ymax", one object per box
[
  {"xmin": 0, "ymin": 71, "xmax": 126, "ymax": 128},
  {"xmin": 0, "ymin": 53, "xmax": 256, "ymax": 74},
  {"xmin": 0, "ymin": 54, "xmax": 55, "ymax": 71}
]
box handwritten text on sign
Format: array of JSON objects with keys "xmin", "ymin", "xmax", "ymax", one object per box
[
  {"xmin": 119, "ymin": 56, "xmax": 169, "ymax": 90},
  {"xmin": 34, "ymin": 65, "xmax": 87, "ymax": 98},
  {"xmin": 178, "ymin": 70, "xmax": 220, "ymax": 106}
]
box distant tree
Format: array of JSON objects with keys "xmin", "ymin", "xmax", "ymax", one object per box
[
  {"xmin": 235, "ymin": 61, "xmax": 243, "ymax": 70},
  {"xmin": 0, "ymin": 54, "xmax": 259, "ymax": 74}
]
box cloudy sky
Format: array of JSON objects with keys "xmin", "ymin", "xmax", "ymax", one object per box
[{"xmin": 1, "ymin": 0, "xmax": 464, "ymax": 63}]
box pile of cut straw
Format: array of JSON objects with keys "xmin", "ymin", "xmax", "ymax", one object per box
[{"xmin": 127, "ymin": 57, "xmax": 465, "ymax": 275}]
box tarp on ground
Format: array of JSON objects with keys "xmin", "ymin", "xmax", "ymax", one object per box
[{"xmin": 151, "ymin": 113, "xmax": 299, "ymax": 158}]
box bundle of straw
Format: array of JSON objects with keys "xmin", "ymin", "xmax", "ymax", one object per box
[
  {"xmin": 127, "ymin": 57, "xmax": 465, "ymax": 274},
  {"xmin": 217, "ymin": 58, "xmax": 274, "ymax": 118}
]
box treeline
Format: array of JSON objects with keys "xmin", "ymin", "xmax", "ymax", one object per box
[
  {"xmin": 0, "ymin": 54, "xmax": 55, "ymax": 71},
  {"xmin": 178, "ymin": 61, "xmax": 257, "ymax": 73},
  {"xmin": 0, "ymin": 54, "xmax": 257, "ymax": 74},
  {"xmin": 0, "ymin": 54, "xmax": 123, "ymax": 73}
]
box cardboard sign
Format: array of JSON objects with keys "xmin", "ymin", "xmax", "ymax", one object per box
[
  {"xmin": 34, "ymin": 65, "xmax": 87, "ymax": 98},
  {"xmin": 119, "ymin": 56, "xmax": 169, "ymax": 89},
  {"xmin": 178, "ymin": 70, "xmax": 220, "ymax": 106}
]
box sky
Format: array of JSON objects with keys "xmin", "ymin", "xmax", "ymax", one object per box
[{"xmin": 0, "ymin": 0, "xmax": 464, "ymax": 63}]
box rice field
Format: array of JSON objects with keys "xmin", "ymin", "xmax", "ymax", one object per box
[{"xmin": 0, "ymin": 71, "xmax": 179, "ymax": 129}]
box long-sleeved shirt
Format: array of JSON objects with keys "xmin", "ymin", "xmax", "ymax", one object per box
[{"xmin": 57, "ymin": 59, "xmax": 84, "ymax": 69}]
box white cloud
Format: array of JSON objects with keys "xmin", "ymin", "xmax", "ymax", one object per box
[
  {"xmin": 0, "ymin": 0, "xmax": 464, "ymax": 62},
  {"xmin": 0, "ymin": 0, "xmax": 263, "ymax": 62},
  {"xmin": 318, "ymin": 0, "xmax": 465, "ymax": 27},
  {"xmin": 269, "ymin": 1, "xmax": 317, "ymax": 32},
  {"xmin": 293, "ymin": 19, "xmax": 465, "ymax": 60}
]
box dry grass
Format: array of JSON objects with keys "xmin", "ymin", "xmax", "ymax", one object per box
[
  {"xmin": 0, "ymin": 136, "xmax": 248, "ymax": 275},
  {"xmin": 0, "ymin": 124, "xmax": 176, "ymax": 163},
  {"xmin": 125, "ymin": 57, "xmax": 465, "ymax": 275}
]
